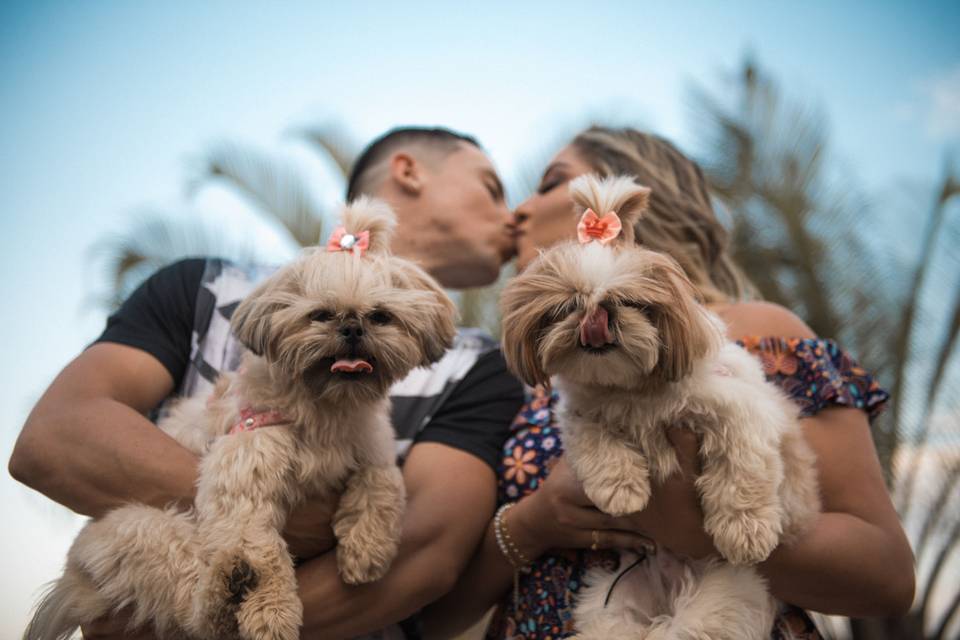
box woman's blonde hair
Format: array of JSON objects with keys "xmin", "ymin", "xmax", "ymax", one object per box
[{"xmin": 571, "ymin": 126, "xmax": 753, "ymax": 303}]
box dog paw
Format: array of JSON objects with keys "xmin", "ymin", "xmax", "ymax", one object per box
[
  {"xmin": 708, "ymin": 511, "xmax": 782, "ymax": 565},
  {"xmin": 226, "ymin": 559, "xmax": 259, "ymax": 605},
  {"xmin": 583, "ymin": 476, "xmax": 651, "ymax": 517},
  {"xmin": 336, "ymin": 535, "xmax": 397, "ymax": 585},
  {"xmin": 236, "ymin": 578, "xmax": 302, "ymax": 640}
]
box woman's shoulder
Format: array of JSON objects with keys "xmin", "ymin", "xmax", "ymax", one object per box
[
  {"xmin": 708, "ymin": 301, "xmax": 890, "ymax": 419},
  {"xmin": 710, "ymin": 300, "xmax": 817, "ymax": 341}
]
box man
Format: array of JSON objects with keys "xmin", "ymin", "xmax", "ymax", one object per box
[{"xmin": 10, "ymin": 127, "xmax": 522, "ymax": 639}]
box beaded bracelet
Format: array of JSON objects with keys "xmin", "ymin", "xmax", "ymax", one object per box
[{"xmin": 493, "ymin": 502, "xmax": 531, "ymax": 608}]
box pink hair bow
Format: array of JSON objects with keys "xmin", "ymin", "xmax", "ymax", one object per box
[
  {"xmin": 327, "ymin": 227, "xmax": 370, "ymax": 256},
  {"xmin": 577, "ymin": 209, "xmax": 622, "ymax": 245}
]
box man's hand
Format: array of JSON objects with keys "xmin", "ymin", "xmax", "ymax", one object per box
[
  {"xmin": 81, "ymin": 609, "xmax": 157, "ymax": 640},
  {"xmin": 284, "ymin": 489, "xmax": 340, "ymax": 561}
]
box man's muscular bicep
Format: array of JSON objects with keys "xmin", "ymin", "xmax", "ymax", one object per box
[
  {"xmin": 12, "ymin": 344, "xmax": 173, "ymax": 472},
  {"xmin": 295, "ymin": 444, "xmax": 500, "ymax": 638},
  {"xmin": 9, "ymin": 343, "xmax": 196, "ymax": 517},
  {"xmin": 400, "ymin": 443, "xmax": 498, "ymax": 582},
  {"xmin": 51, "ymin": 343, "xmax": 175, "ymax": 412}
]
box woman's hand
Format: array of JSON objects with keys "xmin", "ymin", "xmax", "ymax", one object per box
[
  {"xmin": 508, "ymin": 456, "xmax": 653, "ymax": 559},
  {"xmin": 508, "ymin": 427, "xmax": 715, "ymax": 560},
  {"xmin": 619, "ymin": 427, "xmax": 716, "ymax": 559},
  {"xmin": 283, "ymin": 489, "xmax": 339, "ymax": 561}
]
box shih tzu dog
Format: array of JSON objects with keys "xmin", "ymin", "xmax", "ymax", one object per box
[
  {"xmin": 500, "ymin": 175, "xmax": 820, "ymax": 640},
  {"xmin": 26, "ymin": 198, "xmax": 457, "ymax": 640}
]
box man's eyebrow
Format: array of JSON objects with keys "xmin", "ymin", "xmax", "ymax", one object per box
[{"xmin": 483, "ymin": 168, "xmax": 506, "ymax": 201}]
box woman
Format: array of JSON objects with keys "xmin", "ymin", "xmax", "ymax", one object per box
[{"xmin": 423, "ymin": 127, "xmax": 914, "ymax": 639}]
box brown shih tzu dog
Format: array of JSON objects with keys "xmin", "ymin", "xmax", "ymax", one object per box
[
  {"xmin": 500, "ymin": 175, "xmax": 820, "ymax": 640},
  {"xmin": 25, "ymin": 198, "xmax": 457, "ymax": 640}
]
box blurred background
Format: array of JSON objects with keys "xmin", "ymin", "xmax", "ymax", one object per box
[{"xmin": 2, "ymin": 2, "xmax": 958, "ymax": 638}]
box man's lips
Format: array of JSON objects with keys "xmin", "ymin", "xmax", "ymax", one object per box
[{"xmin": 330, "ymin": 358, "xmax": 373, "ymax": 374}]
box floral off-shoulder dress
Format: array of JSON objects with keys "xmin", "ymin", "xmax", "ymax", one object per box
[{"xmin": 485, "ymin": 337, "xmax": 890, "ymax": 640}]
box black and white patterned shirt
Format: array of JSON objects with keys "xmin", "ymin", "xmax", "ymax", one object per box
[{"xmin": 97, "ymin": 257, "xmax": 522, "ymax": 471}]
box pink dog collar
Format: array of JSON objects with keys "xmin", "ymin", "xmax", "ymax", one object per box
[{"xmin": 229, "ymin": 406, "xmax": 291, "ymax": 435}]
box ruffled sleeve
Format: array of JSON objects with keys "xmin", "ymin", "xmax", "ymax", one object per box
[{"xmin": 736, "ymin": 336, "xmax": 890, "ymax": 420}]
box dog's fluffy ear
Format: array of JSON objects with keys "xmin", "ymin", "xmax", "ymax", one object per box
[
  {"xmin": 643, "ymin": 253, "xmax": 723, "ymax": 382},
  {"xmin": 390, "ymin": 260, "xmax": 458, "ymax": 366},
  {"xmin": 339, "ymin": 196, "xmax": 397, "ymax": 256},
  {"xmin": 231, "ymin": 263, "xmax": 301, "ymax": 357},
  {"xmin": 569, "ymin": 174, "xmax": 650, "ymax": 245},
  {"xmin": 500, "ymin": 262, "xmax": 552, "ymax": 387}
]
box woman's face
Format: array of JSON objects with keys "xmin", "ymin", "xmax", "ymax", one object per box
[{"xmin": 513, "ymin": 145, "xmax": 595, "ymax": 271}]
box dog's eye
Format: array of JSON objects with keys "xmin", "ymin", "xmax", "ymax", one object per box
[
  {"xmin": 309, "ymin": 309, "xmax": 334, "ymax": 323},
  {"xmin": 369, "ymin": 310, "xmax": 392, "ymax": 325},
  {"xmin": 544, "ymin": 301, "xmax": 577, "ymax": 324}
]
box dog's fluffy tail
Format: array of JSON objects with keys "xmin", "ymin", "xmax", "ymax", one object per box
[
  {"xmin": 339, "ymin": 196, "xmax": 397, "ymax": 255},
  {"xmin": 23, "ymin": 565, "xmax": 108, "ymax": 640},
  {"xmin": 569, "ymin": 174, "xmax": 651, "ymax": 245}
]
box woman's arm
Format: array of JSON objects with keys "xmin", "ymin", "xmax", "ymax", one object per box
[
  {"xmin": 618, "ymin": 410, "xmax": 914, "ymax": 617},
  {"xmin": 758, "ymin": 407, "xmax": 915, "ymax": 615},
  {"xmin": 716, "ymin": 301, "xmax": 915, "ymax": 615}
]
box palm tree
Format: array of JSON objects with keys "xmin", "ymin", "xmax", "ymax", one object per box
[
  {"xmin": 92, "ymin": 125, "xmax": 365, "ymax": 310},
  {"xmin": 689, "ymin": 57, "xmax": 960, "ymax": 640}
]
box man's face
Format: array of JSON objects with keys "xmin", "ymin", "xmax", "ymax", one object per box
[{"xmin": 415, "ymin": 143, "xmax": 515, "ymax": 288}]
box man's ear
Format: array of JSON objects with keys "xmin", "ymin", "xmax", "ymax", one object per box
[{"xmin": 389, "ymin": 152, "xmax": 423, "ymax": 195}]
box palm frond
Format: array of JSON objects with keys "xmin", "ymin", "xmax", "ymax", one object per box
[
  {"xmin": 934, "ymin": 585, "xmax": 960, "ymax": 640},
  {"xmin": 291, "ymin": 123, "xmax": 360, "ymax": 181},
  {"xmin": 88, "ymin": 210, "xmax": 257, "ymax": 310},
  {"xmin": 894, "ymin": 165, "xmax": 960, "ymax": 514},
  {"xmin": 188, "ymin": 141, "xmax": 325, "ymax": 248},
  {"xmin": 689, "ymin": 58, "xmax": 842, "ymax": 337},
  {"xmin": 920, "ymin": 514, "xmax": 960, "ymax": 625},
  {"xmin": 912, "ymin": 459, "xmax": 960, "ymax": 561}
]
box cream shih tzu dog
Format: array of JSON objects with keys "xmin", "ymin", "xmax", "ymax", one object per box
[
  {"xmin": 500, "ymin": 175, "xmax": 820, "ymax": 640},
  {"xmin": 26, "ymin": 198, "xmax": 456, "ymax": 640}
]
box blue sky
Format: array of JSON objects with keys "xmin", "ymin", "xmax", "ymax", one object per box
[{"xmin": 1, "ymin": 1, "xmax": 958, "ymax": 634}]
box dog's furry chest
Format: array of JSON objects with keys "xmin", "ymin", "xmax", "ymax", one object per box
[
  {"xmin": 557, "ymin": 382, "xmax": 690, "ymax": 440},
  {"xmin": 160, "ymin": 383, "xmax": 393, "ymax": 496},
  {"xmin": 555, "ymin": 344, "xmax": 772, "ymax": 445},
  {"xmin": 291, "ymin": 412, "xmax": 390, "ymax": 493}
]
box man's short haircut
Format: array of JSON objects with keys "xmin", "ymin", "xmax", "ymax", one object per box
[{"xmin": 346, "ymin": 126, "xmax": 480, "ymax": 201}]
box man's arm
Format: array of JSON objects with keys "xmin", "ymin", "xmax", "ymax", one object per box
[
  {"xmin": 9, "ymin": 343, "xmax": 199, "ymax": 517},
  {"xmin": 296, "ymin": 442, "xmax": 495, "ymax": 638}
]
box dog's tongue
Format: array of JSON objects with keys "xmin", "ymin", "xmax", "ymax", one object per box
[
  {"xmin": 331, "ymin": 358, "xmax": 373, "ymax": 374},
  {"xmin": 580, "ymin": 307, "xmax": 612, "ymax": 348}
]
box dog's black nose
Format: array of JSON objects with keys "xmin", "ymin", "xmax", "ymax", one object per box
[{"xmin": 340, "ymin": 323, "xmax": 364, "ymax": 344}]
